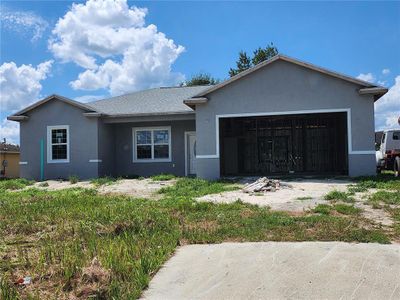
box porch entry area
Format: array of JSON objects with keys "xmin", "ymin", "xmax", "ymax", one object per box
[{"xmin": 219, "ymin": 112, "xmax": 348, "ymax": 176}]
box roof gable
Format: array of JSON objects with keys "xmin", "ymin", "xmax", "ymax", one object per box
[
  {"xmin": 193, "ymin": 55, "xmax": 387, "ymax": 98},
  {"xmin": 8, "ymin": 94, "xmax": 98, "ymax": 120}
]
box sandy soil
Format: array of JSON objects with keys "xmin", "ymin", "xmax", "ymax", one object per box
[
  {"xmin": 197, "ymin": 179, "xmax": 350, "ymax": 212},
  {"xmin": 33, "ymin": 178, "xmax": 175, "ymax": 199}
]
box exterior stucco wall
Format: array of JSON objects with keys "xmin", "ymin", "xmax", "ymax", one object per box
[
  {"xmin": 19, "ymin": 100, "xmax": 99, "ymax": 180},
  {"xmin": 97, "ymin": 120, "xmax": 115, "ymax": 177},
  {"xmin": 195, "ymin": 60, "xmax": 376, "ymax": 179},
  {"xmin": 113, "ymin": 120, "xmax": 195, "ymax": 177}
]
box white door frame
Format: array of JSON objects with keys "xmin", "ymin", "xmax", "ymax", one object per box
[{"xmin": 184, "ymin": 131, "xmax": 196, "ymax": 176}]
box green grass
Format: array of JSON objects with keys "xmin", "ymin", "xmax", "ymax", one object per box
[
  {"xmin": 313, "ymin": 204, "xmax": 332, "ymax": 215},
  {"xmin": 0, "ymin": 178, "xmax": 34, "ymax": 191},
  {"xmin": 324, "ymin": 190, "xmax": 354, "ymax": 203},
  {"xmin": 334, "ymin": 204, "xmax": 361, "ymax": 215},
  {"xmin": 296, "ymin": 196, "xmax": 312, "ymax": 201},
  {"xmin": 150, "ymin": 173, "xmax": 177, "ymax": 181},
  {"xmin": 368, "ymin": 190, "xmax": 400, "ymax": 206},
  {"xmin": 159, "ymin": 177, "xmax": 239, "ymax": 199},
  {"xmin": 0, "ymin": 178, "xmax": 392, "ymax": 299},
  {"xmin": 90, "ymin": 176, "xmax": 121, "ymax": 187},
  {"xmin": 352, "ymin": 175, "xmax": 400, "ymax": 191},
  {"xmin": 68, "ymin": 175, "xmax": 79, "ymax": 184}
]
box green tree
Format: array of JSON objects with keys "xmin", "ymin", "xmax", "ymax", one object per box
[
  {"xmin": 183, "ymin": 73, "xmax": 219, "ymax": 86},
  {"xmin": 229, "ymin": 51, "xmax": 252, "ymax": 77},
  {"xmin": 229, "ymin": 43, "xmax": 278, "ymax": 77}
]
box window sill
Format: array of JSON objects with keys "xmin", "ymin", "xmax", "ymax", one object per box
[
  {"xmin": 132, "ymin": 159, "xmax": 172, "ymax": 163},
  {"xmin": 47, "ymin": 160, "xmax": 70, "ymax": 164}
]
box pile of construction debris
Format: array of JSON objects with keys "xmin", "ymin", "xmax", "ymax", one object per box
[{"xmin": 242, "ymin": 177, "xmax": 291, "ymax": 193}]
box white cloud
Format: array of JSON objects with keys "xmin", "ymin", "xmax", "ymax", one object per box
[
  {"xmin": 0, "ymin": 119, "xmax": 19, "ymax": 145},
  {"xmin": 0, "ymin": 60, "xmax": 53, "ymax": 111},
  {"xmin": 382, "ymin": 68, "xmax": 390, "ymax": 76},
  {"xmin": 49, "ymin": 0, "xmax": 185, "ymax": 96},
  {"xmin": 1, "ymin": 7, "xmax": 48, "ymax": 42},
  {"xmin": 357, "ymin": 72, "xmax": 375, "ymax": 83},
  {"xmin": 74, "ymin": 94, "xmax": 105, "ymax": 103},
  {"xmin": 375, "ymin": 75, "xmax": 400, "ymax": 130}
]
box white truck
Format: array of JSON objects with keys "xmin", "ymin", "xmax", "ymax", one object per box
[{"xmin": 376, "ymin": 129, "xmax": 400, "ymax": 177}]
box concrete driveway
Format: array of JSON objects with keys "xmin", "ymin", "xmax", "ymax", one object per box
[{"xmin": 142, "ymin": 242, "xmax": 400, "ymax": 300}]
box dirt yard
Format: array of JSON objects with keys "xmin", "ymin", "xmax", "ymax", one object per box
[
  {"xmin": 32, "ymin": 178, "xmax": 175, "ymax": 199},
  {"xmin": 197, "ymin": 178, "xmax": 349, "ymax": 212}
]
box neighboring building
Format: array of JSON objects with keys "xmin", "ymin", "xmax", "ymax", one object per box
[
  {"xmin": 0, "ymin": 143, "xmax": 20, "ymax": 178},
  {"xmin": 8, "ymin": 55, "xmax": 388, "ymax": 180}
]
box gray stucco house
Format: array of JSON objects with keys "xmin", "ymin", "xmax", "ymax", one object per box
[{"xmin": 8, "ymin": 55, "xmax": 388, "ymax": 180}]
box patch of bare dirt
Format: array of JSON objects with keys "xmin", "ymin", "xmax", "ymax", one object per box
[
  {"xmin": 32, "ymin": 178, "xmax": 175, "ymax": 199},
  {"xmin": 197, "ymin": 178, "xmax": 350, "ymax": 212}
]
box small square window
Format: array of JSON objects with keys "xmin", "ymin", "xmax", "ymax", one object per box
[
  {"xmin": 137, "ymin": 131, "xmax": 152, "ymax": 145},
  {"xmin": 154, "ymin": 145, "xmax": 169, "ymax": 159},
  {"xmin": 137, "ymin": 145, "xmax": 152, "ymax": 159},
  {"xmin": 393, "ymin": 131, "xmax": 400, "ymax": 140},
  {"xmin": 52, "ymin": 145, "xmax": 67, "ymax": 160},
  {"xmin": 154, "ymin": 130, "xmax": 169, "ymax": 144}
]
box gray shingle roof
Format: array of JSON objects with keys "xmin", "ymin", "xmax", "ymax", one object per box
[{"xmin": 87, "ymin": 86, "xmax": 211, "ymax": 116}]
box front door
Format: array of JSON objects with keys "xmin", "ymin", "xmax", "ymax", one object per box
[{"xmin": 186, "ymin": 132, "xmax": 196, "ymax": 176}]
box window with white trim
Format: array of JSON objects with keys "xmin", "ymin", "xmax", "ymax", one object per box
[
  {"xmin": 47, "ymin": 125, "xmax": 70, "ymax": 163},
  {"xmin": 133, "ymin": 127, "xmax": 171, "ymax": 161}
]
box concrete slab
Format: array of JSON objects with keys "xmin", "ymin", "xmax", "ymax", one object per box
[{"xmin": 142, "ymin": 242, "xmax": 400, "ymax": 300}]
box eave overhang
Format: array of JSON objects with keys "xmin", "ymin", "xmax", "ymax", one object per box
[
  {"xmin": 183, "ymin": 97, "xmax": 208, "ymax": 109},
  {"xmin": 359, "ymin": 87, "xmax": 388, "ymax": 101}
]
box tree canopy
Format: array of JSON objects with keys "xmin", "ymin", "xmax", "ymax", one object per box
[
  {"xmin": 229, "ymin": 43, "xmax": 278, "ymax": 77},
  {"xmin": 183, "ymin": 73, "xmax": 220, "ymax": 86}
]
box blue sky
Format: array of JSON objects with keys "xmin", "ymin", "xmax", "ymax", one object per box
[{"xmin": 1, "ymin": 0, "xmax": 399, "ymax": 144}]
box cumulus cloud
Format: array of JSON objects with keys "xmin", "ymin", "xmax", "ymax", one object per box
[
  {"xmin": 357, "ymin": 72, "xmax": 375, "ymax": 83},
  {"xmin": 0, "ymin": 60, "xmax": 53, "ymax": 144},
  {"xmin": 1, "ymin": 7, "xmax": 48, "ymax": 42},
  {"xmin": 0, "ymin": 60, "xmax": 53, "ymax": 111},
  {"xmin": 382, "ymin": 68, "xmax": 390, "ymax": 76},
  {"xmin": 375, "ymin": 75, "xmax": 400, "ymax": 130},
  {"xmin": 49, "ymin": 0, "xmax": 185, "ymax": 96},
  {"xmin": 0, "ymin": 119, "xmax": 19, "ymax": 145}
]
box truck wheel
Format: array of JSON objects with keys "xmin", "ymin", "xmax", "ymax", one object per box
[{"xmin": 395, "ymin": 157, "xmax": 400, "ymax": 178}]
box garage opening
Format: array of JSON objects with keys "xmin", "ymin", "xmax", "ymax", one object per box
[{"xmin": 219, "ymin": 112, "xmax": 348, "ymax": 176}]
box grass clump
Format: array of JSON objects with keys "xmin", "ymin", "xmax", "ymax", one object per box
[
  {"xmin": 90, "ymin": 176, "xmax": 120, "ymax": 187},
  {"xmin": 296, "ymin": 196, "xmax": 312, "ymax": 201},
  {"xmin": 38, "ymin": 181, "xmax": 49, "ymax": 187},
  {"xmin": 0, "ymin": 178, "xmax": 34, "ymax": 190},
  {"xmin": 368, "ymin": 190, "xmax": 400, "ymax": 206},
  {"xmin": 334, "ymin": 204, "xmax": 361, "ymax": 215},
  {"xmin": 324, "ymin": 190, "xmax": 354, "ymax": 203},
  {"xmin": 151, "ymin": 173, "xmax": 176, "ymax": 181},
  {"xmin": 69, "ymin": 175, "xmax": 79, "ymax": 184},
  {"xmin": 313, "ymin": 204, "xmax": 332, "ymax": 215}
]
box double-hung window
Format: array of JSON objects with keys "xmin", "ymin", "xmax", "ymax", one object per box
[
  {"xmin": 133, "ymin": 127, "xmax": 171, "ymax": 162},
  {"xmin": 47, "ymin": 125, "xmax": 70, "ymax": 163}
]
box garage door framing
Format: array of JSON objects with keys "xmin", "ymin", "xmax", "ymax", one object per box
[{"xmin": 196, "ymin": 108, "xmax": 375, "ymax": 159}]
